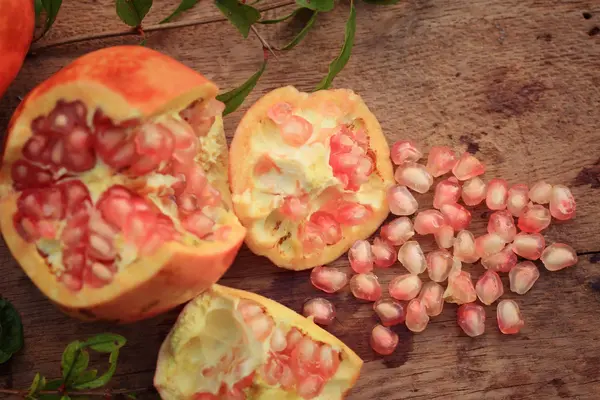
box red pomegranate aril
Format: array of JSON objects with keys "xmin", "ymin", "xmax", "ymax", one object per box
[
  {"xmin": 486, "ymin": 178, "xmax": 509, "ymax": 210},
  {"xmin": 426, "ymin": 249, "xmax": 453, "ymax": 282},
  {"xmin": 509, "ymin": 261, "xmax": 540, "ymax": 294},
  {"xmin": 350, "ymin": 273, "xmax": 382, "ymax": 301},
  {"xmin": 452, "ymin": 153, "xmax": 485, "ymax": 181},
  {"xmin": 389, "ymin": 274, "xmax": 422, "ymax": 301},
  {"xmin": 540, "ymin": 243, "xmax": 578, "ymax": 271},
  {"xmin": 418, "ymin": 281, "xmax": 444, "ymax": 317},
  {"xmin": 267, "ymin": 102, "xmax": 293, "ymax": 124},
  {"xmin": 461, "ymin": 176, "xmax": 487, "ymax": 206},
  {"xmin": 397, "ymin": 241, "xmax": 427, "ymax": 274},
  {"xmin": 517, "ymin": 203, "xmax": 551, "ymax": 233},
  {"xmin": 443, "ymin": 271, "xmax": 477, "ymax": 304},
  {"xmin": 303, "ymin": 298, "xmax": 336, "ymax": 326},
  {"xmin": 457, "ymin": 304, "xmax": 486, "ymax": 337},
  {"xmin": 372, "ymin": 237, "xmax": 396, "ymax": 268},
  {"xmin": 512, "ymin": 232, "xmax": 545, "ymax": 260},
  {"xmin": 394, "ymin": 162, "xmax": 433, "ymax": 194},
  {"xmin": 453, "ymin": 229, "xmax": 480, "ymax": 263},
  {"xmin": 281, "ymin": 196, "xmax": 309, "ymax": 221},
  {"xmin": 497, "ymin": 299, "xmax": 524, "ymax": 334},
  {"xmin": 183, "ymin": 212, "xmax": 215, "ymax": 239},
  {"xmin": 426, "ymin": 146, "xmax": 457, "ymax": 177},
  {"xmin": 308, "ymin": 212, "xmax": 341, "ymax": 245},
  {"xmin": 318, "ymin": 344, "xmax": 340, "ymax": 379},
  {"xmin": 373, "ymin": 299, "xmax": 406, "ymax": 327},
  {"xmin": 380, "ymin": 217, "xmax": 414, "ymax": 246},
  {"xmin": 549, "ymin": 184, "xmax": 576, "ymax": 221},
  {"xmin": 529, "ymin": 181, "xmax": 552, "ymax": 204},
  {"xmin": 88, "ymin": 234, "xmax": 117, "ymax": 261},
  {"xmin": 414, "ymin": 209, "xmax": 446, "ymax": 235},
  {"xmin": 487, "ymin": 210, "xmax": 517, "ymax": 242},
  {"xmin": 405, "ymin": 298, "xmax": 429, "ymax": 333},
  {"xmin": 249, "ymin": 314, "xmax": 274, "ymax": 342},
  {"xmin": 481, "ymin": 244, "xmax": 517, "ymax": 272},
  {"xmin": 434, "ymin": 224, "xmax": 454, "ymax": 249},
  {"xmin": 475, "ymin": 233, "xmax": 505, "ymax": 258},
  {"xmin": 335, "ymin": 202, "xmax": 372, "ymax": 226},
  {"xmin": 280, "ymin": 115, "xmax": 313, "ymax": 147},
  {"xmin": 507, "ymin": 184, "xmax": 529, "ymax": 217},
  {"xmin": 329, "ymin": 132, "xmax": 355, "ymax": 154},
  {"xmin": 370, "ymin": 324, "xmax": 399, "ymax": 355},
  {"xmin": 475, "ymin": 270, "xmax": 504, "ymax": 305},
  {"xmin": 61, "ymin": 273, "xmax": 83, "ymax": 292},
  {"xmin": 348, "ymin": 240, "xmax": 374, "ymax": 273},
  {"xmin": 391, "ymin": 140, "xmax": 422, "ymax": 165},
  {"xmin": 90, "ymin": 262, "xmax": 115, "ymax": 283},
  {"xmin": 296, "ymin": 374, "xmax": 324, "ymax": 399},
  {"xmin": 310, "ymin": 266, "xmax": 349, "ymax": 293},
  {"xmin": 440, "ymin": 203, "xmax": 472, "ymax": 231},
  {"xmin": 11, "ymin": 160, "xmax": 54, "ymax": 189},
  {"xmin": 387, "ymin": 185, "xmax": 418, "ymax": 216},
  {"xmin": 301, "ymin": 223, "xmax": 325, "ymax": 254},
  {"xmin": 270, "ymin": 327, "xmax": 287, "ymax": 352},
  {"xmin": 433, "ymin": 177, "xmax": 461, "ymax": 209}
]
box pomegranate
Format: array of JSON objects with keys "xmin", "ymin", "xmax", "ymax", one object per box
[
  {"xmin": 154, "ymin": 285, "xmax": 363, "ymax": 399},
  {"xmin": 229, "ymin": 87, "xmax": 394, "ymax": 270},
  {"xmin": 0, "ymin": 0, "xmax": 34, "ymax": 98},
  {"xmin": 0, "ymin": 47, "xmax": 246, "ymax": 322}
]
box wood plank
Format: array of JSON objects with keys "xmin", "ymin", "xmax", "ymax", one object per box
[{"xmin": 1, "ymin": 0, "xmax": 599, "ymax": 399}]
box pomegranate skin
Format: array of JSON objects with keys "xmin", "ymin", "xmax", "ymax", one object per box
[{"xmin": 0, "ymin": 0, "xmax": 34, "ymax": 99}]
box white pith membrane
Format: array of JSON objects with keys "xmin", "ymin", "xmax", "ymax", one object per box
[
  {"xmin": 155, "ymin": 287, "xmax": 360, "ymax": 400},
  {"xmin": 3, "ymin": 97, "xmax": 233, "ymax": 291},
  {"xmin": 232, "ymin": 95, "xmax": 389, "ymax": 264}
]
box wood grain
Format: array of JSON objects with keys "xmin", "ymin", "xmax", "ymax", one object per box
[{"xmin": 1, "ymin": 0, "xmax": 600, "ymax": 399}]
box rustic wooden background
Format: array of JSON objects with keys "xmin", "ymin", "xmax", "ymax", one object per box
[{"xmin": 1, "ymin": 0, "xmax": 600, "ymax": 399}]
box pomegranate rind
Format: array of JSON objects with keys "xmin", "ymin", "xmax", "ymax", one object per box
[
  {"xmin": 0, "ymin": 46, "xmax": 246, "ymax": 322},
  {"xmin": 229, "ymin": 86, "xmax": 394, "ymax": 270},
  {"xmin": 154, "ymin": 284, "xmax": 363, "ymax": 400}
]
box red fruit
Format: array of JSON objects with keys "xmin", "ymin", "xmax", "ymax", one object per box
[
  {"xmin": 540, "ymin": 243, "xmax": 578, "ymax": 271},
  {"xmin": 529, "ymin": 181, "xmax": 552, "ymax": 204},
  {"xmin": 394, "ymin": 162, "xmax": 433, "ymax": 193},
  {"xmin": 497, "ymin": 299, "xmax": 524, "ymax": 334},
  {"xmin": 426, "ymin": 249, "xmax": 453, "ymax": 282},
  {"xmin": 486, "ymin": 179, "xmax": 509, "ymax": 210},
  {"xmin": 303, "ymin": 298, "xmax": 336, "ymax": 326},
  {"xmin": 452, "ymin": 153, "xmax": 485, "ymax": 181},
  {"xmin": 414, "ymin": 209, "xmax": 446, "ymax": 235},
  {"xmin": 0, "ymin": 47, "xmax": 246, "ymax": 322},
  {"xmin": 350, "ymin": 273, "xmax": 382, "ymax": 301},
  {"xmin": 388, "ymin": 274, "xmax": 423, "ymax": 301},
  {"xmin": 475, "ymin": 270, "xmax": 504, "ymax": 305},
  {"xmin": 380, "ymin": 217, "xmax": 414, "ymax": 246},
  {"xmin": 371, "ymin": 237, "xmax": 396, "ymax": 268},
  {"xmin": 487, "ymin": 210, "xmax": 517, "ymax": 242},
  {"xmin": 373, "ymin": 299, "xmax": 406, "ymax": 327},
  {"xmin": 426, "ymin": 146, "xmax": 457, "ymax": 177},
  {"xmin": 443, "ymin": 271, "xmax": 477, "ymax": 305},
  {"xmin": 433, "ymin": 177, "xmax": 461, "ymax": 209},
  {"xmin": 310, "ymin": 266, "xmax": 349, "ymax": 293},
  {"xmin": 457, "ymin": 304, "xmax": 486, "ymax": 337},
  {"xmin": 507, "ymin": 184, "xmax": 529, "ymax": 217},
  {"xmin": 517, "ymin": 203, "xmax": 552, "ymax": 233},
  {"xmin": 549, "ymin": 184, "xmax": 576, "ymax": 221},
  {"xmin": 397, "ymin": 241, "xmax": 427, "ymax": 275},
  {"xmin": 348, "ymin": 240, "xmax": 374, "ymax": 273},
  {"xmin": 512, "ymin": 232, "xmax": 545, "ymax": 260},
  {"xmin": 405, "ymin": 298, "xmax": 430, "ymax": 333},
  {"xmin": 387, "ymin": 185, "xmax": 419, "ymax": 216},
  {"xmin": 418, "ymin": 281, "xmax": 445, "ymax": 317},
  {"xmin": 509, "ymin": 261, "xmax": 540, "ymax": 294},
  {"xmin": 370, "ymin": 324, "xmax": 399, "ymax": 355},
  {"xmin": 440, "ymin": 202, "xmax": 472, "ymax": 231},
  {"xmin": 391, "ymin": 140, "xmax": 422, "ymax": 165}
]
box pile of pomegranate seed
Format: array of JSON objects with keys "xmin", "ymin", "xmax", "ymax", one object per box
[{"xmin": 306, "ymin": 140, "xmax": 578, "ymax": 355}]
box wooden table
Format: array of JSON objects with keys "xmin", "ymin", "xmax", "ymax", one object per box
[{"xmin": 1, "ymin": 1, "xmax": 599, "ymax": 398}]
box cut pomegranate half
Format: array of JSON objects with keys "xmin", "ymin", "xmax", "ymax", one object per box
[
  {"xmin": 154, "ymin": 285, "xmax": 363, "ymax": 400},
  {"xmin": 0, "ymin": 47, "xmax": 245, "ymax": 322},
  {"xmin": 229, "ymin": 87, "xmax": 394, "ymax": 270}
]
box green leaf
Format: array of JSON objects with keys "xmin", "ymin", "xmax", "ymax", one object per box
[
  {"xmin": 160, "ymin": 0, "xmax": 199, "ymax": 23},
  {"xmin": 61, "ymin": 341, "xmax": 89, "ymax": 386},
  {"xmin": 295, "ymin": 0, "xmax": 333, "ymax": 12},
  {"xmin": 82, "ymin": 333, "xmax": 126, "ymax": 353},
  {"xmin": 74, "ymin": 369, "xmax": 98, "ymax": 385},
  {"xmin": 280, "ymin": 10, "xmax": 318, "ymax": 50},
  {"xmin": 362, "ymin": 0, "xmax": 399, "ymax": 4},
  {"xmin": 60, "ymin": 396, "xmax": 70, "ymax": 400},
  {"xmin": 216, "ymin": 54, "xmax": 267, "ymax": 116},
  {"xmin": 39, "ymin": 0, "xmax": 63, "ymax": 37},
  {"xmin": 34, "ymin": 0, "xmax": 44, "ymax": 18},
  {"xmin": 215, "ymin": 0, "xmax": 261, "ymax": 38},
  {"xmin": 115, "ymin": 0, "xmax": 153, "ymax": 27},
  {"xmin": 258, "ymin": 8, "xmax": 302, "ymax": 24},
  {"xmin": 28, "ymin": 373, "xmax": 43, "ymax": 396},
  {"xmin": 73, "ymin": 350, "xmax": 120, "ymax": 390},
  {"xmin": 0, "ymin": 298, "xmax": 24, "ymax": 364},
  {"xmin": 314, "ymin": 0, "xmax": 356, "ymax": 91}
]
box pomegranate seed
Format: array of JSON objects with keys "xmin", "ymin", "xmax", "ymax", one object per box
[
  {"xmin": 507, "ymin": 184, "xmax": 529, "ymax": 217},
  {"xmin": 183, "ymin": 212, "xmax": 215, "ymax": 239},
  {"xmin": 450, "ymin": 256, "xmax": 462, "ymax": 278},
  {"xmin": 433, "ymin": 177, "xmax": 461, "ymax": 209},
  {"xmin": 434, "ymin": 224, "xmax": 455, "ymax": 249},
  {"xmin": 485, "ymin": 178, "xmax": 509, "ymax": 210},
  {"xmin": 549, "ymin": 184, "xmax": 576, "ymax": 221},
  {"xmin": 426, "ymin": 249, "xmax": 453, "ymax": 282},
  {"xmin": 413, "ymin": 209, "xmax": 446, "ymax": 235},
  {"xmin": 461, "ymin": 176, "xmax": 486, "ymax": 206},
  {"xmin": 529, "ymin": 181, "xmax": 552, "ymax": 204},
  {"xmin": 281, "ymin": 196, "xmax": 309, "ymax": 221},
  {"xmin": 318, "ymin": 344, "xmax": 340, "ymax": 379},
  {"xmin": 389, "ymin": 274, "xmax": 423, "ymax": 301},
  {"xmin": 457, "ymin": 304, "xmax": 486, "ymax": 337},
  {"xmin": 475, "ymin": 270, "xmax": 504, "ymax": 305},
  {"xmin": 372, "ymin": 238, "xmax": 396, "ymax": 268},
  {"xmin": 443, "ymin": 271, "xmax": 476, "ymax": 304},
  {"xmin": 348, "ymin": 240, "xmax": 374, "ymax": 273},
  {"xmin": 398, "ymin": 241, "xmax": 427, "ymax": 275},
  {"xmin": 270, "ymin": 327, "xmax": 287, "ymax": 352},
  {"xmin": 540, "ymin": 243, "xmax": 578, "ymax": 271},
  {"xmin": 373, "ymin": 299, "xmax": 406, "ymax": 326},
  {"xmin": 335, "ymin": 202, "xmax": 372, "ymax": 226},
  {"xmin": 301, "ymin": 222, "xmax": 325, "ymax": 254},
  {"xmin": 310, "ymin": 266, "xmax": 349, "ymax": 293},
  {"xmin": 267, "ymin": 102, "xmax": 293, "ymax": 124},
  {"xmin": 475, "ymin": 233, "xmax": 506, "ymax": 258},
  {"xmin": 517, "ymin": 203, "xmax": 551, "ymax": 233},
  {"xmin": 405, "ymin": 298, "xmax": 430, "ymax": 333},
  {"xmin": 279, "ymin": 115, "xmax": 313, "ymax": 146},
  {"xmin": 453, "ymin": 230, "xmax": 480, "ymax": 263},
  {"xmin": 370, "ymin": 324, "xmax": 399, "ymax": 355},
  {"xmin": 418, "ymin": 281, "xmax": 444, "ymax": 317},
  {"xmin": 309, "ymin": 211, "xmax": 342, "ymax": 245},
  {"xmin": 426, "ymin": 146, "xmax": 457, "ymax": 177},
  {"xmin": 380, "ymin": 217, "xmax": 414, "ymax": 245},
  {"xmin": 387, "ymin": 185, "xmax": 419, "ymax": 216},
  {"xmin": 391, "ymin": 140, "xmax": 422, "ymax": 165},
  {"xmin": 481, "ymin": 244, "xmax": 517, "ymax": 272},
  {"xmin": 249, "ymin": 314, "xmax": 275, "ymax": 342},
  {"xmin": 452, "ymin": 153, "xmax": 485, "ymax": 181},
  {"xmin": 440, "ymin": 203, "xmax": 472, "ymax": 231},
  {"xmin": 297, "ymin": 374, "xmax": 324, "ymax": 399},
  {"xmin": 487, "ymin": 210, "xmax": 517, "ymax": 242},
  {"xmin": 497, "ymin": 299, "xmax": 524, "ymax": 334},
  {"xmin": 394, "ymin": 162, "xmax": 433, "ymax": 194},
  {"xmin": 509, "ymin": 261, "xmax": 540, "ymax": 294},
  {"xmin": 350, "ymin": 273, "xmax": 382, "ymax": 301},
  {"xmin": 512, "ymin": 232, "xmax": 545, "ymax": 260},
  {"xmin": 303, "ymin": 298, "xmax": 335, "ymax": 326}
]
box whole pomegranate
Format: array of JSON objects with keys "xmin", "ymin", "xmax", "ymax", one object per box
[
  {"xmin": 0, "ymin": 0, "xmax": 34, "ymax": 98},
  {"xmin": 0, "ymin": 46, "xmax": 246, "ymax": 322}
]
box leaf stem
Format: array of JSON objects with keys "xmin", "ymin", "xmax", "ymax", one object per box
[
  {"xmin": 0, "ymin": 387, "xmax": 150, "ymax": 397},
  {"xmin": 250, "ymin": 25, "xmax": 278, "ymax": 59}
]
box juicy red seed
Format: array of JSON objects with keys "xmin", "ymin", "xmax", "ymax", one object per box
[
  {"xmin": 267, "ymin": 102, "xmax": 293, "ymax": 124},
  {"xmin": 507, "ymin": 184, "xmax": 529, "ymax": 217},
  {"xmin": 405, "ymin": 298, "xmax": 429, "ymax": 333},
  {"xmin": 439, "ymin": 203, "xmax": 472, "ymax": 231},
  {"xmin": 302, "ymin": 298, "xmax": 336, "ymax": 325},
  {"xmin": 329, "ymin": 132, "xmax": 355, "ymax": 154},
  {"xmin": 509, "ymin": 261, "xmax": 540, "ymax": 294},
  {"xmin": 461, "ymin": 176, "xmax": 487, "ymax": 206},
  {"xmin": 453, "ymin": 230, "xmax": 479, "ymax": 263},
  {"xmin": 540, "ymin": 243, "xmax": 578, "ymax": 271},
  {"xmin": 380, "ymin": 217, "xmax": 414, "ymax": 246},
  {"xmin": 183, "ymin": 212, "xmax": 215, "ymax": 239},
  {"xmin": 426, "ymin": 146, "xmax": 457, "ymax": 177},
  {"xmin": 418, "ymin": 281, "xmax": 445, "ymax": 317},
  {"xmin": 11, "ymin": 160, "xmax": 54, "ymax": 189},
  {"xmin": 394, "ymin": 162, "xmax": 433, "ymax": 194},
  {"xmin": 474, "ymin": 233, "xmax": 505, "ymax": 258},
  {"xmin": 349, "ymin": 273, "xmax": 382, "ymax": 301},
  {"xmin": 433, "ymin": 177, "xmax": 461, "ymax": 209},
  {"xmin": 371, "ymin": 237, "xmax": 396, "ymax": 268},
  {"xmin": 297, "ymin": 374, "xmax": 325, "ymax": 399},
  {"xmin": 280, "ymin": 115, "xmax": 313, "ymax": 146},
  {"xmin": 335, "ymin": 202, "xmax": 372, "ymax": 226},
  {"xmin": 310, "ymin": 266, "xmax": 349, "ymax": 293},
  {"xmin": 370, "ymin": 325, "xmax": 399, "ymax": 355},
  {"xmin": 373, "ymin": 299, "xmax": 406, "ymax": 327},
  {"xmin": 387, "ymin": 185, "xmax": 418, "ymax": 216},
  {"xmin": 300, "ymin": 222, "xmax": 325, "ymax": 254},
  {"xmin": 486, "ymin": 179, "xmax": 509, "ymax": 210},
  {"xmin": 529, "ymin": 181, "xmax": 552, "ymax": 204},
  {"xmin": 398, "ymin": 241, "xmax": 427, "ymax": 275},
  {"xmin": 388, "ymin": 274, "xmax": 422, "ymax": 301},
  {"xmin": 348, "ymin": 240, "xmax": 374, "ymax": 273},
  {"xmin": 452, "ymin": 153, "xmax": 485, "ymax": 181},
  {"xmin": 426, "ymin": 249, "xmax": 453, "ymax": 282},
  {"xmin": 434, "ymin": 224, "xmax": 454, "ymax": 249},
  {"xmin": 413, "ymin": 209, "xmax": 446, "ymax": 235},
  {"xmin": 487, "ymin": 210, "xmax": 517, "ymax": 242},
  {"xmin": 517, "ymin": 204, "xmax": 551, "ymax": 233},
  {"xmin": 481, "ymin": 244, "xmax": 517, "ymax": 272},
  {"xmin": 443, "ymin": 271, "xmax": 477, "ymax": 305},
  {"xmin": 281, "ymin": 196, "xmax": 309, "ymax": 221},
  {"xmin": 549, "ymin": 184, "xmax": 576, "ymax": 221},
  {"xmin": 475, "ymin": 270, "xmax": 504, "ymax": 305},
  {"xmin": 511, "ymin": 232, "xmax": 545, "ymax": 260},
  {"xmin": 391, "ymin": 140, "xmax": 422, "ymax": 165},
  {"xmin": 457, "ymin": 303, "xmax": 486, "ymax": 337},
  {"xmin": 309, "ymin": 211, "xmax": 341, "ymax": 245},
  {"xmin": 497, "ymin": 299, "xmax": 524, "ymax": 334}
]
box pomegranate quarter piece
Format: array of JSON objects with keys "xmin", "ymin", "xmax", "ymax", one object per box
[
  {"xmin": 373, "ymin": 299, "xmax": 406, "ymax": 327},
  {"xmin": 509, "ymin": 261, "xmax": 540, "ymax": 294},
  {"xmin": 426, "ymin": 146, "xmax": 457, "ymax": 177},
  {"xmin": 541, "ymin": 243, "xmax": 578, "ymax": 271},
  {"xmin": 230, "ymin": 86, "xmax": 394, "ymax": 270},
  {"xmin": 497, "ymin": 299, "xmax": 524, "ymax": 334},
  {"xmin": 391, "ymin": 140, "xmax": 422, "ymax": 165},
  {"xmin": 310, "ymin": 266, "xmax": 349, "ymax": 293},
  {"xmin": 457, "ymin": 304, "xmax": 486, "ymax": 337},
  {"xmin": 370, "ymin": 324, "xmax": 399, "ymax": 356},
  {"xmin": 303, "ymin": 298, "xmax": 336, "ymax": 326},
  {"xmin": 154, "ymin": 285, "xmax": 363, "ymax": 400},
  {"xmin": 0, "ymin": 47, "xmax": 246, "ymax": 322}
]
